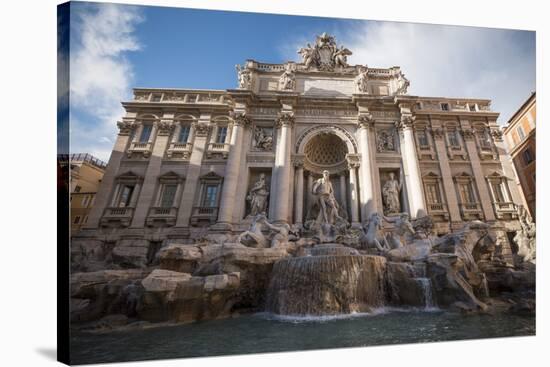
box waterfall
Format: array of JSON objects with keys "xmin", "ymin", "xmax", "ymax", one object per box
[
  {"xmin": 266, "ymin": 250, "xmax": 387, "ymax": 316},
  {"xmin": 415, "ymin": 277, "xmax": 435, "ymax": 309}
]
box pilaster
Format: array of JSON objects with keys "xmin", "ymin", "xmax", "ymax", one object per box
[
  {"xmin": 431, "ymin": 119, "xmax": 462, "ymax": 224},
  {"xmin": 85, "ymin": 116, "xmax": 137, "ymax": 229},
  {"xmin": 130, "ymin": 114, "xmax": 175, "ymax": 227},
  {"xmin": 460, "ymin": 117, "xmax": 495, "ymax": 221},
  {"xmin": 175, "ymin": 115, "xmax": 212, "ymax": 227}
]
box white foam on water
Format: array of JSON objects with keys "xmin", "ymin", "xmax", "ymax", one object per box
[{"xmin": 256, "ymin": 306, "xmax": 442, "ymax": 324}]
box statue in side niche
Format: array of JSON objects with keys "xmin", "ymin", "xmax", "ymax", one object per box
[
  {"xmin": 253, "ymin": 127, "xmax": 273, "ymax": 151},
  {"xmin": 247, "ymin": 173, "xmax": 269, "ymax": 216},
  {"xmin": 382, "ymin": 172, "xmax": 402, "ymax": 215}
]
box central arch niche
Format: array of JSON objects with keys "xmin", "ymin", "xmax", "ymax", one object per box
[{"xmin": 304, "ymin": 132, "xmax": 348, "ymax": 174}]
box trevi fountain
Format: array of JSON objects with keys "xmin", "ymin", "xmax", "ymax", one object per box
[
  {"xmin": 69, "ymin": 33, "xmax": 535, "ymax": 364},
  {"xmin": 70, "ymin": 169, "xmax": 535, "ymax": 364}
]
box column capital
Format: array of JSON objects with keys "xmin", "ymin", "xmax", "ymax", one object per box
[
  {"xmin": 395, "ymin": 114, "xmax": 415, "ymax": 130},
  {"xmin": 291, "ymin": 154, "xmax": 305, "ymax": 168},
  {"xmin": 192, "ymin": 121, "xmax": 212, "ymax": 137},
  {"xmin": 460, "ymin": 128, "xmax": 476, "ymax": 140},
  {"xmin": 490, "ymin": 128, "xmax": 504, "ymax": 142},
  {"xmin": 116, "ymin": 120, "xmax": 137, "ymax": 135},
  {"xmin": 156, "ymin": 120, "xmax": 176, "ymax": 136},
  {"xmin": 230, "ymin": 111, "xmax": 251, "ymax": 127},
  {"xmin": 357, "ymin": 113, "xmax": 375, "ymax": 129},
  {"xmin": 431, "ymin": 127, "xmax": 445, "ymax": 139},
  {"xmin": 346, "ymin": 153, "xmax": 361, "ymax": 169},
  {"xmin": 276, "ymin": 111, "xmax": 295, "ymax": 129}
]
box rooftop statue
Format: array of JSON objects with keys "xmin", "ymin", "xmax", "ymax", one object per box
[
  {"xmin": 394, "ymin": 71, "xmax": 410, "ymax": 95},
  {"xmin": 354, "ymin": 66, "xmax": 369, "ymax": 93},
  {"xmin": 235, "ymin": 64, "xmax": 252, "ymax": 89}
]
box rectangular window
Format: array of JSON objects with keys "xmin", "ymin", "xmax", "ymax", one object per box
[
  {"xmin": 425, "ymin": 183, "xmax": 441, "ymax": 204},
  {"xmin": 459, "ymin": 183, "xmax": 475, "ymax": 203},
  {"xmin": 469, "ymin": 104, "xmax": 477, "ymax": 112},
  {"xmin": 151, "ymin": 94, "xmax": 162, "ymax": 102},
  {"xmin": 74, "ymin": 185, "xmax": 81, "ymax": 193},
  {"xmin": 74, "ymin": 216, "xmax": 80, "ymax": 224},
  {"xmin": 83, "ymin": 216, "xmax": 88, "ymax": 223},
  {"xmin": 178, "ymin": 126, "xmax": 191, "ymax": 143},
  {"xmin": 491, "ymin": 182, "xmax": 506, "ymax": 203},
  {"xmin": 415, "ymin": 102, "xmax": 422, "ymax": 110},
  {"xmin": 139, "ymin": 125, "xmax": 153, "ymax": 143},
  {"xmin": 517, "ymin": 126, "xmax": 525, "ymax": 140},
  {"xmin": 216, "ymin": 127, "xmax": 228, "ymax": 144},
  {"xmin": 81, "ymin": 195, "xmax": 89, "ymax": 207},
  {"xmin": 418, "ymin": 131, "xmax": 429, "ymax": 147},
  {"xmin": 480, "ymin": 131, "xmax": 492, "ymax": 149},
  {"xmin": 523, "ymin": 148, "xmax": 534, "ymax": 165},
  {"xmin": 118, "ymin": 185, "xmax": 135, "ymax": 207},
  {"xmin": 160, "ymin": 184, "xmax": 177, "ymax": 208},
  {"xmin": 203, "ymin": 185, "xmax": 218, "ymax": 207},
  {"xmin": 441, "ymin": 103, "xmax": 449, "ymax": 111},
  {"xmin": 448, "ymin": 130, "xmax": 460, "ymax": 147}
]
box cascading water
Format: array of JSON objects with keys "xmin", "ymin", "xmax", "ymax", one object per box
[
  {"xmin": 266, "ymin": 244, "xmax": 387, "ymax": 316},
  {"xmin": 415, "ymin": 277, "xmax": 435, "ymax": 309}
]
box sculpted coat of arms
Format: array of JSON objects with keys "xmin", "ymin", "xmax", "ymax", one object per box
[{"xmin": 297, "ymin": 32, "xmax": 352, "ymax": 71}]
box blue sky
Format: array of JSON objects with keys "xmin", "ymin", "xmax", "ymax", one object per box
[{"xmin": 66, "ymin": 2, "xmax": 536, "ymax": 161}]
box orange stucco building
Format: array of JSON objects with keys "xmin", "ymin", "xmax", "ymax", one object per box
[{"xmin": 503, "ymin": 93, "xmax": 536, "ymax": 219}]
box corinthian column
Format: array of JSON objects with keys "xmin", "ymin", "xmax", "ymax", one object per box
[
  {"xmin": 273, "ymin": 112, "xmax": 294, "ymax": 224},
  {"xmin": 397, "ymin": 111, "xmax": 426, "ymax": 218},
  {"xmin": 347, "ymin": 159, "xmax": 361, "ymax": 226},
  {"xmin": 293, "ymin": 156, "xmax": 304, "ymax": 226},
  {"xmin": 216, "ymin": 112, "xmax": 250, "ymax": 230},
  {"xmin": 357, "ymin": 113, "xmax": 376, "ymax": 221}
]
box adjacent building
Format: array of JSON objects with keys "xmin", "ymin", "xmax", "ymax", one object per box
[
  {"xmin": 503, "ymin": 93, "xmax": 536, "ymax": 220},
  {"xmin": 75, "ymin": 34, "xmax": 522, "ymax": 262},
  {"xmin": 69, "ymin": 153, "xmax": 107, "ymax": 234}
]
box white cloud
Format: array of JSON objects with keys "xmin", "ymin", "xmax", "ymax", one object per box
[
  {"xmin": 70, "ymin": 3, "xmax": 143, "ymax": 161},
  {"xmin": 287, "ymin": 22, "xmax": 535, "ymax": 124}
]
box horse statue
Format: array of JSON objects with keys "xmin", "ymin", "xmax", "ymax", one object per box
[
  {"xmin": 360, "ymin": 213, "xmax": 388, "ymax": 252},
  {"xmin": 237, "ymin": 213, "xmax": 269, "ymax": 248}
]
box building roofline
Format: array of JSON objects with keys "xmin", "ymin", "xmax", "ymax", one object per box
[{"xmin": 503, "ymin": 92, "xmax": 536, "ymax": 132}]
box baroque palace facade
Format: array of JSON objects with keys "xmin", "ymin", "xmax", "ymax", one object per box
[{"xmin": 77, "ymin": 34, "xmax": 522, "ymax": 258}]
